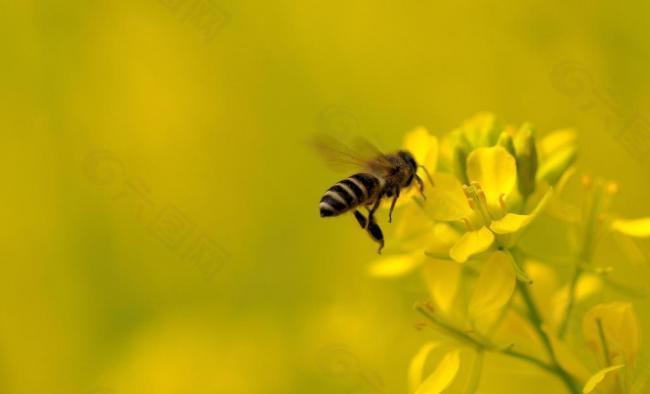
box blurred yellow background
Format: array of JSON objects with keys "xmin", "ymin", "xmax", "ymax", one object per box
[{"xmin": 1, "ymin": 1, "xmax": 649, "ymax": 393}]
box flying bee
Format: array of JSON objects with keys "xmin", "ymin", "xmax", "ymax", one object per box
[{"xmin": 314, "ymin": 135, "xmax": 433, "ymax": 253}]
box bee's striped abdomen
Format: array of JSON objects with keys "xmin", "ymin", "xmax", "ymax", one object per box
[{"xmin": 319, "ymin": 173, "xmax": 382, "ymax": 217}]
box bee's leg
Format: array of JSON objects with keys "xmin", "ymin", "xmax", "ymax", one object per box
[
  {"xmin": 354, "ymin": 209, "xmax": 384, "ymax": 253},
  {"xmin": 415, "ymin": 174, "xmax": 426, "ymax": 200},
  {"xmin": 367, "ymin": 216, "xmax": 385, "ymax": 254},
  {"xmin": 353, "ymin": 209, "xmax": 367, "ymax": 228},
  {"xmin": 366, "ymin": 193, "xmax": 383, "ymax": 226},
  {"xmin": 388, "ymin": 187, "xmax": 401, "ymax": 223}
]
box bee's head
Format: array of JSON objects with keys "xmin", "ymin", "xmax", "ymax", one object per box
[{"xmin": 398, "ymin": 150, "xmax": 418, "ymax": 172}]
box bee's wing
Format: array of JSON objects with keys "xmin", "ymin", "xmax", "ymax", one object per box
[
  {"xmin": 312, "ymin": 134, "xmax": 389, "ymax": 173},
  {"xmin": 350, "ymin": 137, "xmax": 394, "ymax": 173}
]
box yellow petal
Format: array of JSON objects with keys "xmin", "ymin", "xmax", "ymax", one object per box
[
  {"xmin": 490, "ymin": 188, "xmax": 552, "ymax": 234},
  {"xmin": 368, "ymin": 252, "xmax": 425, "ymax": 277},
  {"xmin": 611, "ymin": 218, "xmax": 650, "ymax": 238},
  {"xmin": 449, "ymin": 227, "xmax": 494, "ymax": 263},
  {"xmin": 394, "ymin": 203, "xmax": 435, "ymax": 240},
  {"xmin": 469, "ymin": 251, "xmax": 516, "ymax": 319},
  {"xmin": 539, "ymin": 129, "xmax": 576, "ymax": 157},
  {"xmin": 422, "ymin": 136, "xmax": 439, "ymax": 176},
  {"xmin": 583, "ymin": 303, "xmax": 640, "ymax": 366},
  {"xmin": 403, "ymin": 127, "xmax": 438, "ymax": 169},
  {"xmin": 490, "ymin": 213, "xmax": 529, "ymax": 234},
  {"xmin": 409, "ymin": 342, "xmax": 441, "ymax": 393},
  {"xmin": 466, "ymin": 146, "xmax": 517, "ymax": 210},
  {"xmin": 575, "ymin": 275, "xmax": 602, "ymax": 300},
  {"xmin": 415, "ymin": 349, "xmax": 461, "ymax": 394},
  {"xmin": 582, "ymin": 365, "xmax": 624, "ymax": 394},
  {"xmin": 423, "ymin": 173, "xmax": 473, "ymax": 221},
  {"xmin": 423, "ymin": 259, "xmax": 462, "ymax": 314}
]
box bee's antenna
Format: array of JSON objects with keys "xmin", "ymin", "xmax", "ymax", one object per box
[{"xmin": 419, "ymin": 165, "xmax": 435, "ymax": 185}]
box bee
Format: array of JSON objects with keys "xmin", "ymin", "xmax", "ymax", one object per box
[{"xmin": 314, "ymin": 136, "xmax": 432, "ymax": 253}]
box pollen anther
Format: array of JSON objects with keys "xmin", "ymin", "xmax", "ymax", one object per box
[
  {"xmin": 499, "ymin": 193, "xmax": 508, "ymax": 214},
  {"xmin": 463, "ymin": 182, "xmax": 493, "ymax": 225}
]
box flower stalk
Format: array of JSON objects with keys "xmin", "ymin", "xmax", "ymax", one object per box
[
  {"xmin": 516, "ymin": 281, "xmax": 581, "ymax": 394},
  {"xmin": 416, "ymin": 301, "xmax": 580, "ymax": 393}
]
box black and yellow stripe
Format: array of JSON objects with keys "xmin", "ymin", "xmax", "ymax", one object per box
[{"xmin": 319, "ymin": 173, "xmax": 383, "ymax": 217}]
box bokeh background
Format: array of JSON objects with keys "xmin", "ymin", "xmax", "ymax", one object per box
[{"xmin": 2, "ymin": 1, "xmax": 650, "ymax": 393}]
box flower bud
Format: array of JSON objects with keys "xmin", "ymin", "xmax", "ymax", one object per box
[
  {"xmin": 450, "ymin": 135, "xmax": 470, "ymax": 185},
  {"xmin": 537, "ymin": 146, "xmax": 577, "ymax": 186},
  {"xmin": 514, "ymin": 123, "xmax": 539, "ymax": 198},
  {"xmin": 497, "ymin": 132, "xmax": 516, "ymax": 157}
]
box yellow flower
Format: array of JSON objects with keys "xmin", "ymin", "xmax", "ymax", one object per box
[
  {"xmin": 370, "ymin": 114, "xmax": 650, "ymax": 394},
  {"xmin": 371, "ymin": 116, "xmax": 570, "ymax": 327},
  {"xmin": 581, "ymin": 303, "xmax": 639, "ymax": 394},
  {"xmin": 420, "ymin": 114, "xmax": 570, "ymax": 264},
  {"xmin": 370, "ymin": 116, "xmax": 571, "ymax": 276},
  {"xmin": 425, "ymin": 145, "xmax": 551, "ymax": 264},
  {"xmin": 582, "ymin": 302, "xmax": 640, "ymax": 367}
]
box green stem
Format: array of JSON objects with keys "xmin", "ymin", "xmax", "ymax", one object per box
[
  {"xmin": 501, "ymin": 346, "xmax": 556, "ymax": 373},
  {"xmin": 558, "ymin": 266, "xmax": 583, "ymax": 339},
  {"xmin": 596, "ymin": 318, "xmax": 612, "ymax": 366},
  {"xmin": 415, "ymin": 304, "xmax": 482, "ymax": 346},
  {"xmin": 463, "ymin": 349, "xmax": 484, "ymax": 394},
  {"xmin": 415, "ymin": 305, "xmax": 563, "ymax": 388},
  {"xmin": 517, "ymin": 282, "xmax": 580, "ymax": 394},
  {"xmin": 596, "ymin": 318, "xmax": 626, "ymax": 393}
]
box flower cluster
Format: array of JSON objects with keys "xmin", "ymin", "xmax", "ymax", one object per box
[{"xmin": 370, "ymin": 113, "xmax": 649, "ymax": 394}]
